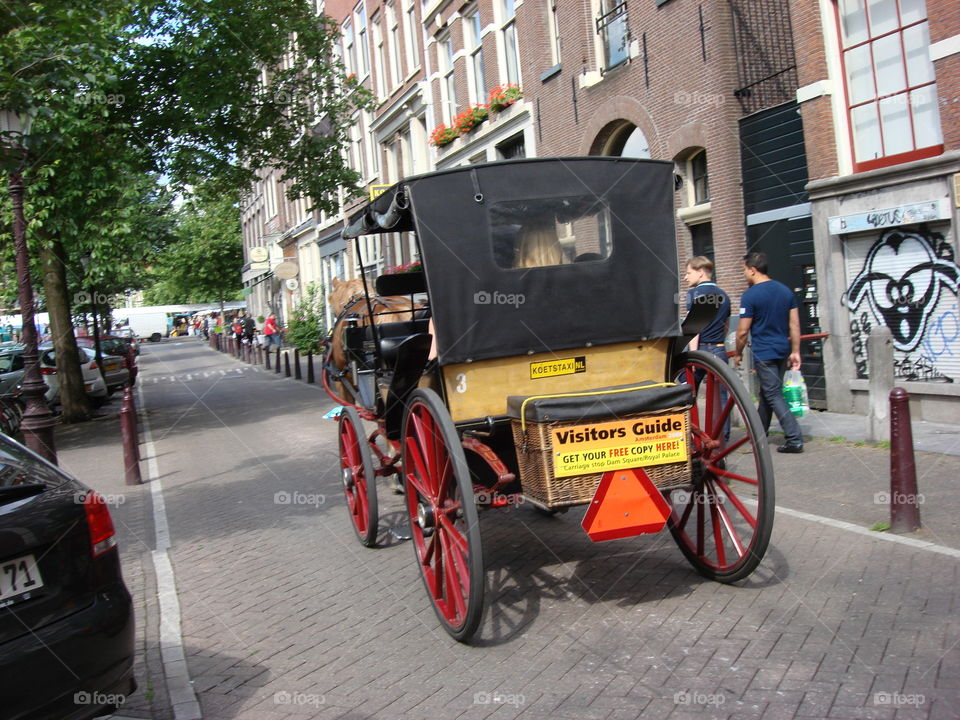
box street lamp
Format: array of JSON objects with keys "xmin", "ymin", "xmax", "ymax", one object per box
[{"xmin": 1, "ymin": 108, "xmax": 57, "ymax": 463}]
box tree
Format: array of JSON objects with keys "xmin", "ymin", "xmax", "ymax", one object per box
[
  {"xmin": 2, "ymin": 0, "xmax": 369, "ymax": 419},
  {"xmin": 142, "ymin": 192, "xmax": 244, "ymax": 311},
  {"xmin": 285, "ymin": 282, "xmax": 327, "ymax": 355}
]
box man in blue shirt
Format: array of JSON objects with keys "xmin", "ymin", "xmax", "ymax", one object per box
[
  {"xmin": 684, "ymin": 256, "xmax": 731, "ymax": 439},
  {"xmin": 734, "ymin": 252, "xmax": 803, "ymax": 453},
  {"xmin": 684, "ymin": 256, "xmax": 731, "ymax": 362}
]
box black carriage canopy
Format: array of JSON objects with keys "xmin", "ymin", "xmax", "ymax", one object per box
[{"xmin": 343, "ymin": 157, "xmax": 681, "ymax": 365}]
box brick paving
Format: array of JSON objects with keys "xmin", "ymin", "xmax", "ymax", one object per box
[{"xmin": 52, "ymin": 339, "xmax": 960, "ymax": 719}]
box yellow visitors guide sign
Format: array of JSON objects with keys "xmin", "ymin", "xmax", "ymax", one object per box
[
  {"xmin": 551, "ymin": 413, "xmax": 688, "ymax": 478},
  {"xmin": 529, "ymin": 356, "xmax": 586, "ymax": 380}
]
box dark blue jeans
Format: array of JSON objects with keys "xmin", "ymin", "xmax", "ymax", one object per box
[{"xmin": 754, "ymin": 358, "xmax": 803, "ymax": 446}]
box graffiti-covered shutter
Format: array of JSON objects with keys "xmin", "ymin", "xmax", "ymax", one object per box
[{"xmin": 842, "ymin": 226, "xmax": 960, "ymax": 383}]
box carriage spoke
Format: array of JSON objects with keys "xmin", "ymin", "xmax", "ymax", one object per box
[
  {"xmin": 714, "ymin": 492, "xmax": 746, "ymax": 558},
  {"xmin": 439, "ymin": 532, "xmax": 467, "ymax": 621},
  {"xmin": 709, "ymin": 465, "xmax": 759, "ymax": 486},
  {"xmin": 438, "ymin": 513, "xmax": 469, "ymax": 556},
  {"xmin": 403, "ymin": 437, "xmax": 432, "ymax": 499},
  {"xmin": 704, "ymin": 373, "xmax": 718, "ymax": 437},
  {"xmin": 696, "ymin": 500, "xmax": 705, "ymax": 557},
  {"xmin": 708, "ymin": 492, "xmax": 727, "ymax": 567},
  {"xmin": 713, "ymin": 478, "xmax": 758, "ymax": 529},
  {"xmin": 710, "ymin": 435, "xmax": 748, "ymax": 463}
]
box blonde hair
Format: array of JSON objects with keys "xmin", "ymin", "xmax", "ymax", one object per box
[
  {"xmin": 686, "ymin": 255, "xmax": 714, "ymax": 277},
  {"xmin": 515, "ymin": 224, "xmax": 563, "ymax": 268}
]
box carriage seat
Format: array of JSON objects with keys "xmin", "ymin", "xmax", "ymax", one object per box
[{"xmin": 374, "ymin": 319, "xmax": 431, "ymax": 367}]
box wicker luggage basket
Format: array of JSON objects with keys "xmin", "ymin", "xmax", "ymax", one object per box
[{"xmin": 508, "ymin": 383, "xmax": 693, "ymax": 509}]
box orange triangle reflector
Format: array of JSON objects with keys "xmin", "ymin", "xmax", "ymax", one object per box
[{"xmin": 581, "ymin": 468, "xmax": 672, "ymax": 542}]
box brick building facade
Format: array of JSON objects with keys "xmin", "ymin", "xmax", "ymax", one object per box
[{"xmin": 241, "ymin": 0, "xmax": 960, "ymax": 420}]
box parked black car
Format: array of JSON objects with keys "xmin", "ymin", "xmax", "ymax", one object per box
[{"xmin": 0, "ymin": 434, "xmax": 135, "ymax": 719}]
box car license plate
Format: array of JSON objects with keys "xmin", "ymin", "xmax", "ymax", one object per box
[
  {"xmin": 104, "ymin": 363, "xmax": 118, "ymax": 371},
  {"xmin": 0, "ymin": 553, "xmax": 44, "ymax": 608},
  {"xmin": 84, "ymin": 383, "xmax": 93, "ymax": 391}
]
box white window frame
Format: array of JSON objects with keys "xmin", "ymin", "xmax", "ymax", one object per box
[
  {"xmin": 342, "ymin": 19, "xmax": 355, "ymax": 76},
  {"xmin": 386, "ymin": 2, "xmax": 402, "ymax": 90},
  {"xmin": 595, "ymin": 0, "xmax": 629, "ymax": 72},
  {"xmin": 372, "ymin": 13, "xmax": 387, "ymax": 100},
  {"xmin": 402, "ymin": 0, "xmax": 420, "ymax": 75},
  {"xmin": 464, "ymin": 7, "xmax": 486, "ymax": 103},
  {"xmin": 438, "ymin": 33, "xmax": 458, "ymax": 123},
  {"xmin": 546, "ymin": 0, "xmax": 561, "ymax": 67},
  {"xmin": 498, "ymin": 0, "xmax": 520, "ymax": 86},
  {"xmin": 354, "ymin": 2, "xmax": 370, "ymax": 79}
]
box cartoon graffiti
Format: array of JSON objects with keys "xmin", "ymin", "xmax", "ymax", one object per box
[{"xmin": 844, "ymin": 229, "xmax": 959, "ymax": 382}]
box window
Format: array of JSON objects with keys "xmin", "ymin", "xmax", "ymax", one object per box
[
  {"xmin": 690, "ymin": 149, "xmax": 709, "ymax": 204},
  {"xmin": 596, "ymin": 1, "xmax": 629, "ymax": 71},
  {"xmin": 546, "ymin": 0, "xmax": 561, "ymax": 67},
  {"xmin": 439, "ymin": 34, "xmax": 458, "ymax": 123},
  {"xmin": 464, "ymin": 8, "xmax": 487, "ymax": 102},
  {"xmin": 490, "ymin": 196, "xmax": 613, "ymax": 269},
  {"xmin": 364, "ymin": 110, "xmax": 379, "ymax": 176},
  {"xmin": 402, "ymin": 0, "xmax": 420, "ymax": 73},
  {"xmin": 496, "ymin": 132, "xmax": 526, "ymax": 159},
  {"xmin": 837, "ymin": 0, "xmax": 942, "ymax": 172},
  {"xmin": 372, "ymin": 13, "xmax": 387, "ymax": 99},
  {"xmin": 386, "ymin": 2, "xmax": 402, "ymax": 87},
  {"xmin": 500, "ymin": 0, "xmax": 520, "ymax": 85},
  {"xmin": 342, "ymin": 20, "xmax": 355, "ymax": 76},
  {"xmin": 355, "ymin": 3, "xmax": 370, "ymax": 78}
]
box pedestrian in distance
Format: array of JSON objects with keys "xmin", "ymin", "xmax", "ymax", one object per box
[
  {"xmin": 242, "ymin": 313, "xmax": 256, "ymax": 344},
  {"xmin": 684, "ymin": 256, "xmax": 731, "ymax": 439},
  {"xmin": 733, "ymin": 252, "xmax": 804, "ymax": 453},
  {"xmin": 264, "ymin": 313, "xmax": 281, "ymax": 347}
]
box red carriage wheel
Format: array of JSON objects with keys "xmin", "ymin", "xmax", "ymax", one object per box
[
  {"xmin": 668, "ymin": 350, "xmax": 775, "ymax": 582},
  {"xmin": 401, "ymin": 389, "xmax": 484, "ymax": 642},
  {"xmin": 339, "ymin": 406, "xmax": 379, "ymax": 547}
]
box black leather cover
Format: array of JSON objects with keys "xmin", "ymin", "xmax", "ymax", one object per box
[{"xmin": 507, "ymin": 381, "xmax": 691, "ymax": 424}]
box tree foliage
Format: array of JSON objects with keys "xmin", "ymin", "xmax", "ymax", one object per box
[
  {"xmin": 142, "ymin": 193, "xmax": 243, "ymax": 306},
  {"xmin": 285, "ymin": 282, "xmax": 326, "ymax": 355},
  {"xmin": 1, "ymin": 0, "xmax": 369, "ymax": 419}
]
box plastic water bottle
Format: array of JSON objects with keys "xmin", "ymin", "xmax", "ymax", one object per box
[{"xmin": 782, "ymin": 370, "xmax": 809, "ymax": 417}]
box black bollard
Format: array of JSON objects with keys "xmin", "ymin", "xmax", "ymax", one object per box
[
  {"xmin": 889, "ymin": 387, "xmax": 920, "ymax": 533},
  {"xmin": 284, "ymin": 351, "xmax": 291, "ymax": 377},
  {"xmin": 275, "ymin": 347, "xmax": 281, "ymax": 374},
  {"xmin": 120, "ymin": 387, "xmax": 142, "ymax": 485},
  {"xmin": 294, "ymin": 349, "xmax": 301, "ymax": 380},
  {"xmin": 265, "ymin": 345, "xmax": 271, "ymax": 369},
  {"xmin": 306, "ymin": 351, "xmax": 314, "ymax": 384}
]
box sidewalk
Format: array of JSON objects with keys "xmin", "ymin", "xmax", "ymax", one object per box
[{"xmin": 799, "ymin": 409, "xmax": 959, "ymax": 457}]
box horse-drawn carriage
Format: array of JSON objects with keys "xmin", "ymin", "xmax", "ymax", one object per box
[{"xmin": 323, "ymin": 157, "xmax": 774, "ymax": 642}]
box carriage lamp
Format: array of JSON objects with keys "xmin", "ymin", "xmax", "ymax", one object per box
[{"xmin": 1, "ymin": 108, "xmax": 57, "ymax": 463}]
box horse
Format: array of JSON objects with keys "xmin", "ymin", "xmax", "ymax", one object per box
[{"xmin": 323, "ymin": 277, "xmax": 422, "ymax": 406}]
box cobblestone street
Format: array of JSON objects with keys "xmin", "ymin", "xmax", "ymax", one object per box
[{"xmin": 61, "ymin": 339, "xmax": 960, "ymax": 720}]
